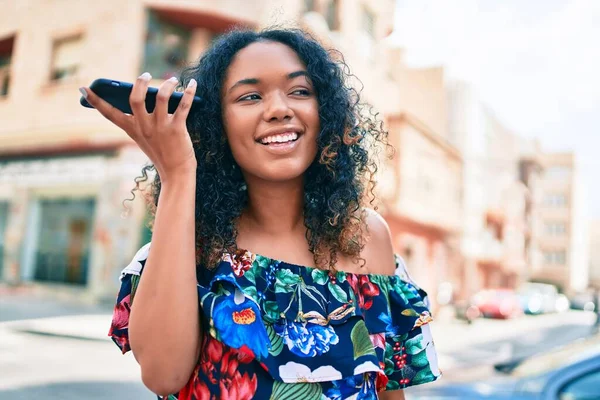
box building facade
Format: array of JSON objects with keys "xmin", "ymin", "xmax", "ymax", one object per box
[
  {"xmin": 445, "ymin": 81, "xmax": 538, "ymax": 298},
  {"xmin": 531, "ymin": 153, "xmax": 590, "ymax": 294},
  {"xmin": 0, "ymin": 0, "xmax": 396, "ymax": 300},
  {"xmin": 589, "ymin": 220, "xmax": 600, "ymax": 290},
  {"xmin": 377, "ymin": 55, "xmax": 463, "ymax": 311}
]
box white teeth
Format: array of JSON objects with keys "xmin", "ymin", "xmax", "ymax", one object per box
[{"xmin": 260, "ymin": 132, "xmax": 298, "ymax": 144}]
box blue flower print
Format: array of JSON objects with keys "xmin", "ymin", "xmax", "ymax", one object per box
[
  {"xmin": 325, "ymin": 373, "xmax": 378, "ymax": 400},
  {"xmin": 212, "ymin": 288, "xmax": 271, "ymax": 360},
  {"xmin": 274, "ymin": 321, "xmax": 339, "ymax": 357},
  {"xmin": 378, "ymin": 312, "xmax": 399, "ymax": 336}
]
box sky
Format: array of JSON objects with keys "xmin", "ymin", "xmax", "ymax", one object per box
[{"xmin": 390, "ymin": 0, "xmax": 599, "ymax": 218}]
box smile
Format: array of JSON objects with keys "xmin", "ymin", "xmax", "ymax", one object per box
[
  {"xmin": 256, "ymin": 132, "xmax": 302, "ymax": 155},
  {"xmin": 258, "ymin": 132, "xmax": 299, "ymax": 145}
]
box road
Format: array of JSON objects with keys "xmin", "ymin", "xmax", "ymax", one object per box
[{"xmin": 0, "ymin": 292, "xmax": 596, "ymax": 399}]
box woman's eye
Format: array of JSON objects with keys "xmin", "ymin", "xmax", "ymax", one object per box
[
  {"xmin": 239, "ymin": 93, "xmax": 261, "ymax": 101},
  {"xmin": 291, "ymin": 89, "xmax": 311, "ymax": 96}
]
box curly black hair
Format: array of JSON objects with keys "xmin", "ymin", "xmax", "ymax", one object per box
[{"xmin": 130, "ymin": 27, "xmax": 391, "ymax": 271}]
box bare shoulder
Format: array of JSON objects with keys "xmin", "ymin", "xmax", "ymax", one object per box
[{"xmin": 361, "ymin": 208, "xmax": 396, "ymax": 275}]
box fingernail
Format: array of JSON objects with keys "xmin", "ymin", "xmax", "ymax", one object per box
[
  {"xmin": 168, "ymin": 76, "xmax": 178, "ymax": 83},
  {"xmin": 187, "ymin": 79, "xmax": 196, "ymax": 89},
  {"xmin": 79, "ymin": 87, "xmax": 88, "ymax": 99},
  {"xmin": 139, "ymin": 72, "xmax": 152, "ymax": 81}
]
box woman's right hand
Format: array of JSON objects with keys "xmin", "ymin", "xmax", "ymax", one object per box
[{"xmin": 79, "ymin": 73, "xmax": 197, "ymax": 183}]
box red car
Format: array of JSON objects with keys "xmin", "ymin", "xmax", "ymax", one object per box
[{"xmin": 471, "ymin": 289, "xmax": 524, "ymax": 319}]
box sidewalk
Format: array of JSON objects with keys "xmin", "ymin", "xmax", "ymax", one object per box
[
  {"xmin": 3, "ymin": 306, "xmax": 594, "ymax": 350},
  {"xmin": 1, "ymin": 314, "xmax": 114, "ymax": 342}
]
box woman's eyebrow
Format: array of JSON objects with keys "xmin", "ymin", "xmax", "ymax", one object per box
[{"xmin": 227, "ymin": 71, "xmax": 309, "ymax": 93}]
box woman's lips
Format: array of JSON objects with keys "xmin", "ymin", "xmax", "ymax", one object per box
[{"xmin": 259, "ymin": 135, "xmax": 301, "ymax": 155}]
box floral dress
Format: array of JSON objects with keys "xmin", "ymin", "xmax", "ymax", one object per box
[{"xmin": 109, "ymin": 243, "xmax": 442, "ymax": 399}]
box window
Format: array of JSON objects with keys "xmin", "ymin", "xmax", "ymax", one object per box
[
  {"xmin": 0, "ymin": 55, "xmax": 10, "ymax": 97},
  {"xmin": 50, "ymin": 34, "xmax": 83, "ymax": 82},
  {"xmin": 545, "ymin": 193, "xmax": 568, "ymax": 207},
  {"xmin": 558, "ymin": 369, "xmax": 600, "ymax": 400},
  {"xmin": 361, "ymin": 6, "xmax": 376, "ymax": 38},
  {"xmin": 326, "ymin": 0, "xmax": 341, "ymax": 31},
  {"xmin": 0, "ymin": 202, "xmax": 8, "ymax": 279},
  {"xmin": 142, "ymin": 10, "xmax": 191, "ymax": 80},
  {"xmin": 0, "ymin": 35, "xmax": 15, "ymax": 97},
  {"xmin": 544, "ymin": 250, "xmax": 566, "ymax": 265},
  {"xmin": 34, "ymin": 198, "xmax": 95, "ymax": 285},
  {"xmin": 304, "ymin": 0, "xmax": 315, "ymax": 12},
  {"xmin": 545, "ymin": 166, "xmax": 571, "ymax": 180},
  {"xmin": 545, "ymin": 222, "xmax": 567, "ymax": 236}
]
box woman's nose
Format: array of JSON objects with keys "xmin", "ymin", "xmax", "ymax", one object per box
[{"xmin": 263, "ymin": 92, "xmax": 294, "ymax": 122}]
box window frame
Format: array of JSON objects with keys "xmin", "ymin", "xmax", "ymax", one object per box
[{"xmin": 48, "ymin": 31, "xmax": 85, "ymax": 83}]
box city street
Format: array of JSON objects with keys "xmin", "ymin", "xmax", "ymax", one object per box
[{"xmin": 0, "ymin": 291, "xmax": 597, "ymax": 399}]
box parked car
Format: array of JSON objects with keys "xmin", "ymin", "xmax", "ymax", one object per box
[
  {"xmin": 410, "ymin": 335, "xmax": 600, "ymax": 399},
  {"xmin": 517, "ymin": 282, "xmax": 570, "ymax": 315},
  {"xmin": 471, "ymin": 289, "xmax": 523, "ymax": 319},
  {"xmin": 570, "ymin": 291, "xmax": 598, "ymax": 312},
  {"xmin": 454, "ymin": 299, "xmax": 482, "ymax": 324}
]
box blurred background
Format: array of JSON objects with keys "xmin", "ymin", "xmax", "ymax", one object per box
[{"xmin": 0, "ymin": 0, "xmax": 599, "ymax": 399}]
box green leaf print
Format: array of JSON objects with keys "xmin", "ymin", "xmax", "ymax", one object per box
[
  {"xmin": 275, "ymin": 269, "xmax": 301, "ymax": 293},
  {"xmin": 386, "ymin": 380, "xmax": 401, "ymax": 391},
  {"xmin": 334, "ymin": 271, "xmax": 347, "ymax": 283},
  {"xmin": 384, "ymin": 357, "xmax": 395, "ymax": 376},
  {"xmin": 311, "ymin": 269, "xmax": 329, "ymax": 285},
  {"xmin": 412, "ymin": 365, "xmax": 435, "ymax": 385},
  {"xmin": 327, "ymin": 282, "xmax": 348, "ymax": 303},
  {"xmin": 243, "ymin": 267, "xmax": 256, "ymax": 284},
  {"xmin": 264, "ymin": 300, "xmax": 281, "ymax": 322},
  {"xmin": 350, "ymin": 320, "xmax": 376, "ymax": 359},
  {"xmin": 405, "ymin": 336, "xmax": 425, "ymax": 355},
  {"xmin": 243, "ymin": 285, "xmax": 259, "ymax": 303},
  {"xmin": 410, "ymin": 347, "xmax": 430, "ymax": 367},
  {"xmin": 130, "ymin": 275, "xmax": 140, "ymax": 304},
  {"xmin": 257, "ymin": 255, "xmax": 272, "ymax": 270},
  {"xmin": 266, "ymin": 324, "xmax": 284, "ymax": 356},
  {"xmin": 270, "ymin": 380, "xmax": 323, "ymax": 400}
]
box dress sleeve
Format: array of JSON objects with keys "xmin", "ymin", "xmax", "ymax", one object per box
[
  {"xmin": 382, "ymin": 255, "xmax": 442, "ymax": 390},
  {"xmin": 108, "ymin": 243, "xmax": 151, "ymax": 354}
]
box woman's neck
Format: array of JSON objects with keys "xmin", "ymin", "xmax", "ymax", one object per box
[{"xmin": 240, "ymin": 177, "xmax": 305, "ymax": 236}]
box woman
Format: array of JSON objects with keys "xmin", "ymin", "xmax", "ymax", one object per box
[{"xmin": 81, "ymin": 28, "xmax": 441, "ymax": 399}]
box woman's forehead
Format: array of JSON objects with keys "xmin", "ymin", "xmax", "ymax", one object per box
[{"xmin": 225, "ymin": 41, "xmax": 306, "ymax": 82}]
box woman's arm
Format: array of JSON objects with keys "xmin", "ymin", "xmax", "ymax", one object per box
[
  {"xmin": 83, "ymin": 75, "xmax": 201, "ymax": 396},
  {"xmin": 128, "ymin": 172, "xmax": 200, "ymax": 396},
  {"xmin": 379, "ymin": 390, "xmax": 406, "ymax": 400}
]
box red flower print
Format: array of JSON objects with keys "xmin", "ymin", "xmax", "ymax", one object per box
[
  {"xmin": 375, "ymin": 370, "xmax": 389, "ymax": 392},
  {"xmin": 108, "ymin": 294, "xmax": 131, "ymax": 353},
  {"xmin": 110, "ymin": 294, "xmax": 131, "ymax": 331},
  {"xmin": 348, "ymin": 275, "xmax": 380, "ymax": 310},
  {"xmin": 219, "ymin": 371, "xmax": 257, "ymax": 400},
  {"xmin": 197, "ymin": 336, "xmax": 258, "ymax": 399},
  {"xmin": 178, "ymin": 366, "xmax": 212, "ymax": 400},
  {"xmin": 369, "ymin": 333, "xmax": 386, "ymax": 350},
  {"xmin": 226, "ymin": 250, "xmax": 255, "ymax": 277}
]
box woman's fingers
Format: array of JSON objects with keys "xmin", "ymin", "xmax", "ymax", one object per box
[
  {"xmin": 173, "ymin": 79, "xmax": 197, "ymax": 125},
  {"xmin": 80, "ymin": 87, "xmax": 130, "ymax": 132},
  {"xmin": 154, "ymin": 76, "xmax": 179, "ymax": 122},
  {"xmin": 130, "ymin": 72, "xmax": 152, "ymax": 118}
]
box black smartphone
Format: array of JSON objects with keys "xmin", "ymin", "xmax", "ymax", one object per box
[{"xmin": 80, "ymin": 78, "xmax": 202, "ymax": 115}]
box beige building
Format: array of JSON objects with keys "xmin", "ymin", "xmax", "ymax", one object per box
[
  {"xmin": 531, "ymin": 153, "xmax": 590, "ymax": 294},
  {"xmin": 378, "ymin": 52, "xmax": 463, "ymax": 310},
  {"xmin": 0, "ymin": 0, "xmax": 396, "ymax": 300},
  {"xmin": 446, "ymin": 81, "xmax": 538, "ymax": 298},
  {"xmin": 589, "ymin": 220, "xmax": 600, "ymax": 289}
]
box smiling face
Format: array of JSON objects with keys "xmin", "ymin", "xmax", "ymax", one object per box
[{"xmin": 221, "ymin": 41, "xmax": 320, "ymax": 184}]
